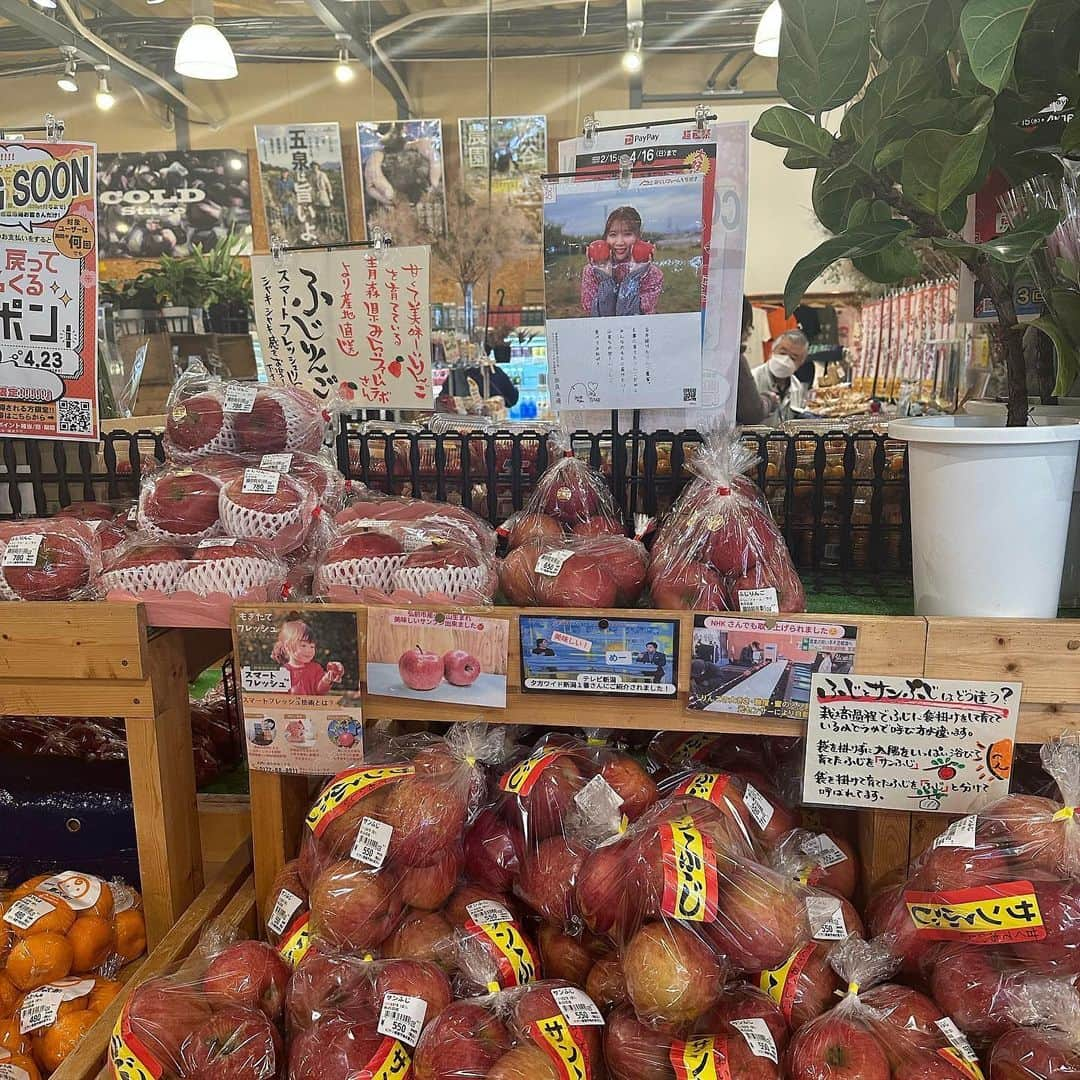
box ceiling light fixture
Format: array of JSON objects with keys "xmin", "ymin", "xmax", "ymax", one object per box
[
  {"xmin": 175, "ymin": 0, "xmax": 238, "ymax": 81},
  {"xmin": 622, "ymin": 18, "xmax": 643, "ymax": 73},
  {"xmin": 334, "ymin": 34, "xmax": 354, "ymax": 84},
  {"xmin": 753, "ymin": 0, "xmax": 782, "ymax": 58},
  {"xmin": 95, "ymin": 66, "xmax": 115, "ymax": 110},
  {"xmin": 32, "ymin": 0, "xmax": 58, "ymax": 9},
  {"xmin": 57, "ymin": 47, "xmax": 78, "ymax": 93}
]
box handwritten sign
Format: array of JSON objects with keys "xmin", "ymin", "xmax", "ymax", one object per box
[
  {"xmin": 803, "ymin": 674, "xmax": 1020, "ymax": 814},
  {"xmin": 0, "ymin": 140, "xmax": 98, "ymax": 441},
  {"xmin": 251, "ymin": 246, "xmax": 431, "ymax": 407}
]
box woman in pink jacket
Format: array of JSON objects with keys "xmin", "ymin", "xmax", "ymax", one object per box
[{"xmin": 580, "ymin": 206, "xmax": 664, "ymax": 317}]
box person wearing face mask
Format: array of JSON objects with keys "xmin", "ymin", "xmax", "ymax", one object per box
[{"xmin": 753, "ymin": 329, "xmax": 810, "ymax": 425}]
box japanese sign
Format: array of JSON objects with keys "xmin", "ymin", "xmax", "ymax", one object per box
[
  {"xmin": 557, "ymin": 120, "xmax": 749, "ymax": 432},
  {"xmin": 803, "ymin": 674, "xmax": 1020, "ymax": 814},
  {"xmin": 366, "ymin": 607, "xmax": 509, "ymax": 709},
  {"xmin": 254, "ymin": 124, "xmax": 349, "ymax": 247},
  {"xmin": 97, "ymin": 149, "xmax": 252, "ymax": 258},
  {"xmin": 458, "ymin": 115, "xmax": 547, "ymax": 239},
  {"xmin": 689, "ymin": 616, "xmax": 857, "ymax": 718},
  {"xmin": 232, "ymin": 606, "xmax": 363, "ymax": 775},
  {"xmin": 519, "ymin": 614, "xmax": 679, "ymax": 698},
  {"xmin": 250, "ymin": 246, "xmax": 432, "ymax": 407},
  {"xmin": 0, "ymin": 140, "xmax": 98, "ymax": 441},
  {"xmin": 358, "ymin": 120, "xmax": 447, "ymax": 238},
  {"xmin": 543, "ymin": 172, "xmax": 705, "ymax": 410}
]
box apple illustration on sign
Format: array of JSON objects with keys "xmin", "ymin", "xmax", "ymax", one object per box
[
  {"xmin": 399, "ymin": 645, "xmax": 445, "ymax": 691},
  {"xmin": 444, "ymin": 649, "xmax": 481, "ymax": 687}
]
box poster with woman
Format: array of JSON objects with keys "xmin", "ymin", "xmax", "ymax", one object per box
[
  {"xmin": 357, "ymin": 120, "xmax": 447, "ymax": 238},
  {"xmin": 254, "ymin": 123, "xmax": 349, "ymax": 248}
]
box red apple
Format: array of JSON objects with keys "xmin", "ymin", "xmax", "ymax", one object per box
[
  {"xmin": 866, "ymin": 883, "xmax": 934, "ymax": 978},
  {"xmin": 623, "ymin": 921, "xmax": 724, "ymax": 1027},
  {"xmin": 537, "ymin": 923, "xmax": 607, "ymax": 986},
  {"xmin": 124, "ymin": 981, "xmax": 211, "ymax": 1069},
  {"xmin": 309, "ymin": 859, "xmax": 404, "ymax": 951},
  {"xmin": 232, "ymin": 391, "xmax": 290, "ymax": 453},
  {"xmin": 498, "ymin": 541, "xmax": 541, "ymax": 605},
  {"xmin": 380, "ymin": 771, "xmax": 470, "ymax": 866},
  {"xmin": 180, "ymin": 1005, "xmax": 281, "ymax": 1080},
  {"xmin": 698, "ymin": 982, "xmax": 789, "ymax": 1056},
  {"xmin": 604, "ymin": 1003, "xmax": 672, "ymax": 1080},
  {"xmin": 860, "ymin": 982, "xmax": 944, "ymax": 1037},
  {"xmin": 288, "ymin": 1015, "xmax": 385, "ymax": 1080},
  {"xmin": 586, "ymin": 955, "xmax": 627, "ymax": 1013},
  {"xmin": 383, "ymin": 910, "xmax": 454, "ymax": 970},
  {"xmin": 572, "ymin": 515, "xmax": 625, "ymax": 539},
  {"xmin": 412, "ymin": 1001, "xmax": 512, "ymax": 1080},
  {"xmin": 499, "ymin": 749, "xmax": 585, "ymax": 842},
  {"xmin": 503, "ymin": 512, "xmax": 563, "ymax": 549},
  {"xmin": 989, "ymin": 1025, "xmax": 1080, "ymax": 1079},
  {"xmin": 141, "ymin": 469, "xmax": 221, "ymax": 537},
  {"xmin": 576, "ymin": 843, "xmax": 640, "ymax": 940},
  {"xmin": 399, "ymin": 845, "xmax": 462, "ymax": 911},
  {"xmin": 604, "ymin": 537, "xmax": 648, "ymax": 605},
  {"xmin": 516, "ymin": 836, "xmax": 586, "ymax": 925},
  {"xmin": 0, "ymin": 526, "xmax": 96, "ymax": 601},
  {"xmin": 166, "ymin": 391, "xmax": 225, "ymax": 455},
  {"xmin": 203, "ymin": 939, "xmax": 291, "ymax": 1023},
  {"xmin": 756, "ymin": 942, "xmax": 840, "ymax": 1030},
  {"xmin": 785, "ymin": 1015, "xmax": 891, "ymax": 1080},
  {"xmin": 540, "ymin": 465, "xmax": 604, "ymax": 524},
  {"xmin": 982, "ymin": 794, "xmax": 1069, "ymax": 876},
  {"xmin": 929, "ymin": 945, "xmax": 1017, "ymax": 1042},
  {"xmin": 599, "ymin": 753, "xmax": 660, "ymax": 821},
  {"xmin": 100, "ymin": 541, "xmax": 189, "ymax": 596},
  {"xmin": 791, "ymin": 832, "xmax": 859, "ymax": 899},
  {"xmin": 373, "ymin": 958, "xmax": 452, "ymax": 1027},
  {"xmin": 444, "ymin": 650, "xmax": 481, "ymax": 687},
  {"xmin": 324, "ymin": 529, "xmax": 405, "ymax": 562},
  {"xmin": 534, "ymin": 549, "xmax": 619, "ymax": 608},
  {"xmin": 487, "ymin": 1045, "xmax": 563, "ymax": 1080},
  {"xmin": 463, "ymin": 809, "xmax": 523, "ymax": 893},
  {"xmin": 399, "ymin": 646, "xmax": 444, "ymax": 691},
  {"xmin": 443, "ymin": 884, "xmax": 521, "ymax": 929},
  {"xmin": 1010, "ymin": 879, "xmax": 1080, "ymax": 973},
  {"xmin": 286, "ymin": 943, "xmax": 376, "ymax": 1031},
  {"xmin": 649, "ymin": 558, "xmax": 728, "ymax": 610},
  {"xmin": 891, "ymin": 1051, "xmax": 974, "ymax": 1079},
  {"xmin": 509, "ymin": 981, "xmax": 604, "ymax": 1066}
]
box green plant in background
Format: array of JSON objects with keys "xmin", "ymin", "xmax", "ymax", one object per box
[
  {"xmin": 752, "ymin": 0, "xmax": 1080, "ymax": 426},
  {"xmin": 142, "ymin": 252, "xmax": 205, "ymax": 309},
  {"xmin": 189, "ymin": 229, "xmax": 252, "ymax": 310}
]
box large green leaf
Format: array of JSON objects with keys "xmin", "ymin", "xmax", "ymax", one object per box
[
  {"xmin": 844, "ymin": 57, "xmax": 949, "ymax": 142},
  {"xmin": 847, "ymin": 198, "xmax": 923, "ymax": 281},
  {"xmin": 752, "ymin": 107, "xmax": 835, "ymax": 164},
  {"xmin": 933, "ymin": 206, "xmax": 1062, "ymax": 261},
  {"xmin": 960, "ymin": 0, "xmax": 1038, "ymax": 92},
  {"xmin": 777, "ymin": 0, "xmax": 871, "ymax": 113},
  {"xmin": 812, "ymin": 163, "xmax": 870, "ymax": 231},
  {"xmin": 1031, "ymin": 314, "xmax": 1080, "ymax": 397},
  {"xmin": 876, "ymin": 0, "xmax": 960, "ymax": 59},
  {"xmin": 901, "ymin": 124, "xmax": 990, "ymax": 213},
  {"xmin": 784, "ymin": 221, "xmax": 913, "ymax": 312}
]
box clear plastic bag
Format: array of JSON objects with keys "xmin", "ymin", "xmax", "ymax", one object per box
[
  {"xmin": 648, "ymin": 429, "xmax": 805, "ymax": 612},
  {"xmin": 0, "ymin": 519, "xmax": 101, "ymax": 602},
  {"xmin": 217, "ymin": 467, "xmax": 321, "ymax": 555},
  {"xmin": 337, "ymin": 493, "xmax": 497, "ymax": 555},
  {"xmin": 136, "ymin": 464, "xmax": 226, "ymax": 545},
  {"xmin": 988, "ymin": 976, "xmax": 1080, "ymax": 1078}
]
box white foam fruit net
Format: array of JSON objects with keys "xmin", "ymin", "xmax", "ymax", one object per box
[
  {"xmin": 392, "ymin": 564, "xmax": 494, "ymax": 601},
  {"xmin": 101, "ymin": 561, "xmax": 188, "ymax": 596},
  {"xmin": 136, "ymin": 509, "xmax": 222, "ymax": 546},
  {"xmin": 316, "ymin": 554, "xmax": 408, "ymax": 595},
  {"xmin": 218, "ymin": 498, "xmax": 305, "ymax": 541},
  {"xmin": 176, "ymin": 556, "xmax": 283, "ymax": 598},
  {"xmin": 167, "ymin": 423, "xmax": 239, "ymax": 464}
]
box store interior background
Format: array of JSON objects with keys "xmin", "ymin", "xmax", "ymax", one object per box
[{"xmin": 0, "ymin": 1, "xmax": 844, "ymax": 303}]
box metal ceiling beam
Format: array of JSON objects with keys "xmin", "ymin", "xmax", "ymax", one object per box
[
  {"xmin": 0, "ymin": 0, "xmax": 172, "ymax": 107},
  {"xmin": 304, "ymin": 0, "xmax": 411, "ymax": 118}
]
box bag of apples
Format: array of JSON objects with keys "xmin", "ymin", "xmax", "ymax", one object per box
[
  {"xmin": 647, "ymin": 429, "xmax": 804, "ymax": 612},
  {"xmin": 498, "ymin": 427, "xmax": 624, "ymax": 548},
  {"xmin": 285, "ymin": 949, "xmax": 453, "ymax": 1080},
  {"xmin": 784, "ymin": 935, "xmax": 987, "ymax": 1080},
  {"xmin": 987, "ymin": 975, "xmax": 1080, "ymax": 1078},
  {"xmin": 0, "ymin": 519, "xmax": 101, "ymax": 602},
  {"xmin": 111, "ymin": 922, "xmax": 291, "ymax": 1080},
  {"xmin": 336, "ymin": 492, "xmax": 497, "ymax": 556},
  {"xmin": 411, "ymin": 978, "xmax": 607, "ymax": 1080}
]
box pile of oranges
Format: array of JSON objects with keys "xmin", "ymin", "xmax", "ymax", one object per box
[{"xmin": 0, "ymin": 872, "xmax": 147, "ymax": 1077}]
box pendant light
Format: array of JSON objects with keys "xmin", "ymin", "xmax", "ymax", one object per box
[
  {"xmin": 753, "ymin": 0, "xmax": 782, "ymax": 58},
  {"xmin": 175, "ymin": 0, "xmax": 237, "ymax": 81}
]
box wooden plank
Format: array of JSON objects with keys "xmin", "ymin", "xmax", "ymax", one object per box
[
  {"xmin": 858, "ymin": 809, "xmax": 912, "ymax": 895},
  {"xmin": 0, "ymin": 678, "xmax": 155, "ymax": 718},
  {"xmin": 250, "ymin": 770, "xmax": 310, "ymax": 928},
  {"xmin": 924, "ymin": 617, "xmax": 1080, "ymax": 742},
  {"xmin": 199, "ymin": 794, "xmax": 253, "ymax": 877},
  {"xmin": 51, "ymin": 842, "xmax": 252, "ymax": 1080},
  {"xmin": 126, "ymin": 630, "xmax": 204, "ymax": 947},
  {"xmin": 0, "ymin": 601, "xmax": 147, "ymax": 680}
]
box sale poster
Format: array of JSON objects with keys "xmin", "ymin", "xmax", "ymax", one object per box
[
  {"xmin": 689, "ymin": 616, "xmax": 857, "ymax": 718},
  {"xmin": 519, "ymin": 614, "xmax": 679, "ymax": 697},
  {"xmin": 254, "ymin": 123, "xmax": 349, "ymax": 247},
  {"xmin": 232, "ymin": 606, "xmax": 363, "ymax": 775},
  {"xmin": 803, "ymin": 674, "xmax": 1021, "ymax": 814},
  {"xmin": 543, "ymin": 172, "xmax": 704, "ymax": 410},
  {"xmin": 458, "ymin": 115, "xmax": 547, "ymax": 238},
  {"xmin": 358, "ymin": 120, "xmax": 447, "ymax": 238},
  {"xmin": 558, "ymin": 120, "xmax": 749, "ymax": 430},
  {"xmin": 366, "ymin": 607, "xmax": 509, "ymax": 709},
  {"xmin": 97, "ymin": 149, "xmax": 252, "ymax": 258},
  {"xmin": 0, "ymin": 140, "xmax": 99, "ymax": 441},
  {"xmin": 251, "ymin": 245, "xmax": 432, "ymax": 407}
]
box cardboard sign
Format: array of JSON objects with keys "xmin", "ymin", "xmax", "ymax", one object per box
[
  {"xmin": 803, "ymin": 674, "xmax": 1020, "ymax": 813},
  {"xmin": 232, "ymin": 606, "xmax": 363, "ymax": 775}
]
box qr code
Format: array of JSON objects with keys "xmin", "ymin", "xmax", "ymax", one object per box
[
  {"xmin": 57, "ymin": 398, "xmax": 93, "ymax": 435},
  {"xmin": 683, "ymin": 387, "xmax": 697, "ymax": 402}
]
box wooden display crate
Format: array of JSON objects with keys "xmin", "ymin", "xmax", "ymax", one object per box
[{"xmin": 0, "ymin": 603, "xmax": 231, "ymax": 946}]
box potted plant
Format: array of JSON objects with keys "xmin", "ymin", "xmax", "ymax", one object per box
[
  {"xmin": 191, "ymin": 229, "xmax": 253, "ymax": 334},
  {"xmin": 752, "ymin": 0, "xmax": 1080, "ymax": 618},
  {"xmin": 101, "ymin": 273, "xmax": 162, "ymax": 336},
  {"xmin": 143, "ymin": 254, "xmax": 206, "ymax": 333}
]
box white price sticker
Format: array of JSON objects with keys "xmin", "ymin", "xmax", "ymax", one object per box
[
  {"xmin": 465, "ymin": 900, "xmax": 514, "ymax": 927},
  {"xmin": 260, "ymin": 453, "xmax": 293, "ymax": 473},
  {"xmin": 738, "ymin": 587, "xmax": 779, "ymax": 614},
  {"xmin": 241, "ymin": 467, "xmax": 281, "ymax": 495},
  {"xmin": 378, "ymin": 993, "xmax": 428, "ymax": 1047},
  {"xmin": 573, "ymin": 774, "xmax": 623, "ymax": 817},
  {"xmin": 223, "ymin": 384, "xmax": 257, "ymax": 412},
  {"xmin": 551, "ymin": 986, "xmax": 605, "ymax": 1026},
  {"xmin": 933, "ymin": 815, "xmax": 978, "ymax": 850},
  {"xmin": 1, "ymin": 534, "xmax": 43, "ymax": 568},
  {"xmin": 730, "ymin": 1018, "xmax": 778, "ymax": 1063},
  {"xmin": 0, "ymin": 1062, "xmax": 32, "ymax": 1080},
  {"xmin": 806, "ymin": 895, "xmax": 848, "ymax": 941},
  {"xmin": 800, "ymin": 834, "xmax": 848, "ymax": 869},
  {"xmin": 19, "ymin": 988, "xmax": 64, "ymax": 1034},
  {"xmin": 351, "ymin": 816, "xmax": 393, "ymax": 869},
  {"xmin": 534, "ymin": 548, "xmax": 576, "ymax": 577},
  {"xmin": 267, "ymin": 888, "xmax": 304, "ymax": 936},
  {"xmin": 743, "ymin": 783, "xmax": 775, "ymax": 831},
  {"xmin": 3, "ymin": 894, "xmax": 56, "ymax": 931},
  {"xmin": 197, "ymin": 537, "xmax": 237, "ymax": 549},
  {"xmin": 936, "ymin": 1017, "xmax": 978, "ymax": 1062},
  {"xmin": 38, "ymin": 872, "xmax": 103, "ymax": 912}
]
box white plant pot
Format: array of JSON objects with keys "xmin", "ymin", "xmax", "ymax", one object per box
[{"xmin": 888, "ymin": 415, "xmax": 1080, "ymax": 618}]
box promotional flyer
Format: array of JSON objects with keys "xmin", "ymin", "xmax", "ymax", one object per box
[
  {"xmin": 358, "ymin": 120, "xmax": 447, "ymax": 239},
  {"xmin": 0, "ymin": 140, "xmax": 99, "ymax": 441}
]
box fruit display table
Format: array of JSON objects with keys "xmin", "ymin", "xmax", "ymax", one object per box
[
  {"xmin": 0, "ymin": 602, "xmax": 231, "ymax": 947},
  {"xmin": 240, "ymin": 604, "xmax": 1080, "ymax": 926}
]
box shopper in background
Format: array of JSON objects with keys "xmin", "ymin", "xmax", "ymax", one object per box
[
  {"xmin": 754, "ymin": 328, "xmax": 810, "ymax": 425},
  {"xmin": 736, "ymin": 298, "xmax": 770, "ymax": 425}
]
